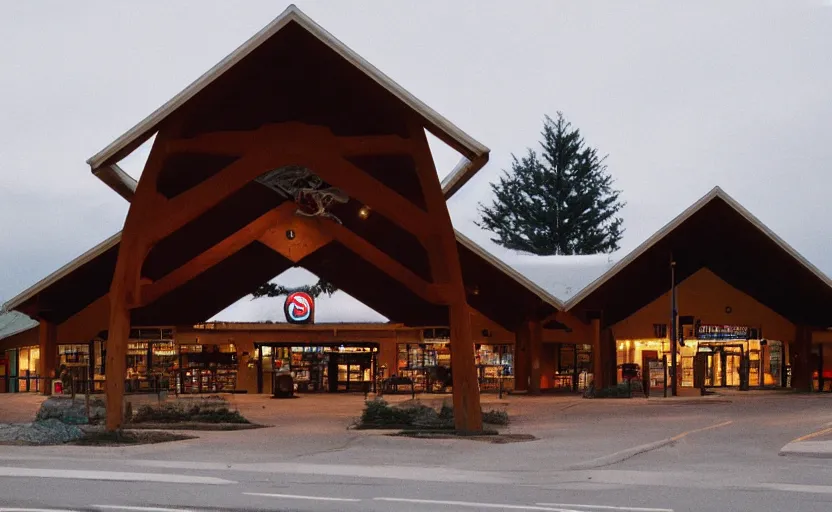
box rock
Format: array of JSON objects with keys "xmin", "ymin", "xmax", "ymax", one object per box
[
  {"xmin": 0, "ymin": 419, "xmax": 84, "ymax": 445},
  {"xmin": 35, "ymin": 396, "xmax": 106, "ymax": 425}
]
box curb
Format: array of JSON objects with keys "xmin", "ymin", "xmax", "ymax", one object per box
[
  {"xmin": 567, "ymin": 420, "xmax": 733, "ymax": 470},
  {"xmin": 646, "ymin": 399, "xmax": 732, "ymax": 405},
  {"xmin": 566, "ymin": 437, "xmax": 675, "ymax": 470},
  {"xmin": 779, "ymin": 442, "xmax": 832, "ymax": 459}
]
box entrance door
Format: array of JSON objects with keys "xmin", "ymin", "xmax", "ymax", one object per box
[
  {"xmin": 642, "ymin": 351, "xmax": 659, "ymax": 391},
  {"xmin": 724, "ymin": 351, "xmax": 741, "ymax": 387},
  {"xmin": 703, "ymin": 347, "xmax": 743, "ymax": 387},
  {"xmin": 0, "ymin": 358, "xmax": 8, "ymax": 393},
  {"xmin": 706, "ymin": 351, "xmax": 721, "ymax": 387},
  {"xmin": 330, "ymin": 352, "xmax": 373, "ymax": 392}
]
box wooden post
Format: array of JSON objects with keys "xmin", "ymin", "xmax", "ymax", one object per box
[
  {"xmin": 104, "ymin": 296, "xmax": 130, "ymax": 430},
  {"xmin": 38, "ymin": 320, "xmax": 57, "ymax": 396},
  {"xmin": 528, "ymin": 320, "xmax": 543, "ymax": 395},
  {"xmin": 408, "ymin": 118, "xmax": 482, "ymax": 432},
  {"xmin": 591, "ymin": 318, "xmax": 604, "ymax": 390},
  {"xmin": 791, "ymin": 324, "xmax": 813, "ymax": 392},
  {"xmin": 514, "ymin": 322, "xmax": 530, "ymax": 392}
]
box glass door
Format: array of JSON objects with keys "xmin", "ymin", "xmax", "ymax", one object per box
[{"xmin": 725, "ymin": 351, "xmax": 741, "ymax": 387}]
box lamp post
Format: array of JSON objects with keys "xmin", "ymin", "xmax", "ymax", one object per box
[{"xmin": 670, "ymin": 258, "xmax": 678, "ymax": 397}]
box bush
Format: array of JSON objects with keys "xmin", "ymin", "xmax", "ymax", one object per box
[
  {"xmin": 358, "ymin": 399, "xmax": 507, "ymax": 429},
  {"xmin": 591, "ymin": 383, "xmax": 634, "ymax": 398},
  {"xmin": 482, "ymin": 409, "xmax": 509, "ymax": 425},
  {"xmin": 131, "ymin": 401, "xmax": 249, "ymax": 424}
]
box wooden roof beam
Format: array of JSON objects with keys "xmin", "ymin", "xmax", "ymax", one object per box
[
  {"xmin": 321, "ymin": 221, "xmax": 451, "ymax": 305},
  {"xmin": 138, "ymin": 202, "xmax": 297, "ymax": 307},
  {"xmin": 151, "ymin": 123, "xmax": 433, "ymax": 245},
  {"xmin": 258, "ymin": 215, "xmax": 333, "ymax": 263}
]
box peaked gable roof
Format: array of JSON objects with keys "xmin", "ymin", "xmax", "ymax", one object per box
[
  {"xmin": 566, "ymin": 186, "xmax": 832, "ymax": 327},
  {"xmin": 3, "ymin": 228, "xmax": 564, "ymax": 329},
  {"xmin": 87, "ymin": 4, "xmax": 488, "ymax": 201},
  {"xmin": 0, "ymin": 311, "xmax": 38, "ymax": 341}
]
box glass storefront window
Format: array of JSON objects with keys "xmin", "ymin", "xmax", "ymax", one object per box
[
  {"xmin": 618, "ymin": 336, "xmax": 784, "ymax": 388},
  {"xmin": 58, "ymin": 344, "xmax": 89, "ymax": 367},
  {"xmin": 17, "ymin": 347, "xmax": 40, "ymax": 392},
  {"xmin": 151, "ymin": 342, "xmax": 177, "ymax": 375},
  {"xmin": 126, "ymin": 342, "xmax": 148, "ymax": 379}
]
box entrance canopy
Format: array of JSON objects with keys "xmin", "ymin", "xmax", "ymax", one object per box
[
  {"xmin": 88, "ymin": 5, "xmax": 488, "ymax": 201},
  {"xmin": 3, "ymin": 6, "xmax": 562, "ymax": 336},
  {"xmin": 4, "ymin": 229, "xmax": 561, "ymax": 331},
  {"xmin": 567, "ymin": 187, "xmax": 832, "ymax": 328}
]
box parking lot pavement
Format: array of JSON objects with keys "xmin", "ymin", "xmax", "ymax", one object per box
[
  {"xmin": 0, "ymin": 392, "xmax": 44, "ymax": 423},
  {"xmin": 4, "ymin": 391, "xmax": 832, "ymax": 471}
]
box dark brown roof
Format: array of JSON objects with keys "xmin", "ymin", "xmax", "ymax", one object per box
[{"xmin": 567, "ymin": 187, "xmax": 832, "ymax": 328}]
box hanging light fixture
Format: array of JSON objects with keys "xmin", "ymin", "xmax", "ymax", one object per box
[{"xmin": 358, "ymin": 205, "xmax": 371, "ymax": 220}]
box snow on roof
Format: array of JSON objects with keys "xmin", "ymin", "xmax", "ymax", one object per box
[
  {"xmin": 0, "ymin": 311, "xmax": 38, "ymax": 341},
  {"xmin": 499, "ymin": 252, "xmax": 617, "ymax": 302},
  {"xmin": 457, "ymin": 234, "xmax": 618, "ymax": 302}
]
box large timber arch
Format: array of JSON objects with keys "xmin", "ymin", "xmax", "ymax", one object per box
[{"xmin": 91, "ymin": 7, "xmax": 490, "ymax": 431}]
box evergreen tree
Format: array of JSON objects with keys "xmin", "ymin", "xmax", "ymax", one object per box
[
  {"xmin": 251, "ymin": 278, "xmax": 337, "ymax": 300},
  {"xmin": 477, "ymin": 113, "xmax": 624, "ymax": 255}
]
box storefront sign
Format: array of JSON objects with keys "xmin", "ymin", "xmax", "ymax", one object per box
[
  {"xmin": 695, "ymin": 324, "xmax": 748, "ymax": 340},
  {"xmin": 285, "ymin": 292, "xmax": 314, "ymax": 324}
]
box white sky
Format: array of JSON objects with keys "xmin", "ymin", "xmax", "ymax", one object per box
[{"xmin": 2, "ymin": 1, "xmax": 831, "ymax": 322}]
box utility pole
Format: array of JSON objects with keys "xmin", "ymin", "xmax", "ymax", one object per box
[{"xmin": 670, "ymin": 257, "xmax": 678, "ymax": 397}]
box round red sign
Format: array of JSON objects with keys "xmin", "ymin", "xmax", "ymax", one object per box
[{"xmin": 284, "ymin": 292, "xmax": 314, "ymax": 324}]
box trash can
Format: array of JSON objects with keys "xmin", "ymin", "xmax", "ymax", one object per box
[{"xmin": 273, "ymin": 373, "xmax": 294, "ymax": 398}]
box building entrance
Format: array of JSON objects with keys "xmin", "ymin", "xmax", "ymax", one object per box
[
  {"xmin": 256, "ymin": 343, "xmax": 377, "ymax": 395},
  {"xmin": 701, "ymin": 344, "xmax": 744, "ymax": 387}
]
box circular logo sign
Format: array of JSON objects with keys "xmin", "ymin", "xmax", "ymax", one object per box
[{"xmin": 284, "ymin": 292, "xmax": 314, "ymax": 324}]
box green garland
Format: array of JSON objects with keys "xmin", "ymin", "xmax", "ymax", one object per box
[{"xmin": 251, "ymin": 278, "xmax": 337, "ymax": 299}]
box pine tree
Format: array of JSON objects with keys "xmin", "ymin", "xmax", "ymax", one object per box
[
  {"xmin": 477, "ymin": 113, "xmax": 624, "ymax": 255},
  {"xmin": 251, "ymin": 278, "xmax": 337, "ymax": 300}
]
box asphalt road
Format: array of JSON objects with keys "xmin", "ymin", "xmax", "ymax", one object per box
[{"xmin": 1, "ymin": 392, "xmax": 831, "ymax": 512}]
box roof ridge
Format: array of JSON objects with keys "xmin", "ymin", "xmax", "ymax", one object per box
[
  {"xmin": 564, "ymin": 185, "xmax": 832, "ymax": 310},
  {"xmin": 86, "ymin": 5, "xmax": 488, "ymax": 200}
]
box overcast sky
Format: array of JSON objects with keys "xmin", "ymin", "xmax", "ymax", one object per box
[{"xmin": 1, "ymin": 1, "xmax": 831, "ymax": 322}]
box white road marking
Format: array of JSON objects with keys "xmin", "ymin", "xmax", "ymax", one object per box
[
  {"xmin": 538, "ymin": 504, "xmax": 673, "ymax": 512},
  {"xmin": 758, "ymin": 483, "xmax": 832, "ymax": 494},
  {"xmin": 134, "ymin": 460, "xmax": 508, "ymax": 484},
  {"xmin": 374, "ymin": 497, "xmax": 583, "ymax": 511},
  {"xmin": 243, "ymin": 492, "xmax": 360, "ymax": 502},
  {"xmin": 0, "ymin": 467, "xmax": 234, "ymax": 485},
  {"xmin": 0, "ymin": 509, "xmax": 80, "ymax": 512},
  {"xmin": 93, "ymin": 507, "xmax": 195, "ymax": 512}
]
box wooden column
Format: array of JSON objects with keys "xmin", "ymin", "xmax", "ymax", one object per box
[
  {"xmin": 38, "ymin": 320, "xmax": 57, "ymax": 395},
  {"xmin": 409, "ymin": 119, "xmax": 482, "ymax": 432},
  {"xmin": 514, "ymin": 322, "xmax": 530, "ymax": 392},
  {"xmin": 791, "ymin": 324, "xmax": 813, "ymax": 392},
  {"xmin": 602, "ymin": 327, "xmax": 617, "ymax": 386},
  {"xmin": 591, "ymin": 318, "xmax": 604, "ymax": 389},
  {"xmin": 528, "ymin": 320, "xmax": 543, "ymax": 395}
]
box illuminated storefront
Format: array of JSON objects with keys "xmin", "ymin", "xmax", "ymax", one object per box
[
  {"xmin": 616, "ymin": 325, "xmax": 784, "ymax": 388},
  {"xmin": 4, "ymin": 346, "xmax": 41, "ymax": 392},
  {"xmin": 256, "ymin": 343, "xmax": 377, "ymax": 395}
]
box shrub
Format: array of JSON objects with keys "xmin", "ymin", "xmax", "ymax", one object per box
[
  {"xmin": 359, "ymin": 399, "xmax": 414, "ymax": 427},
  {"xmin": 358, "ymin": 399, "xmax": 508, "ymax": 429},
  {"xmin": 592, "ymin": 383, "xmax": 633, "ymax": 398},
  {"xmin": 482, "ymin": 409, "xmax": 509, "ymax": 425},
  {"xmin": 131, "ymin": 402, "xmax": 249, "ymax": 424}
]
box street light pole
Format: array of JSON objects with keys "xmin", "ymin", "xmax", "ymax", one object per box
[{"xmin": 670, "ymin": 258, "xmax": 678, "ymax": 397}]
